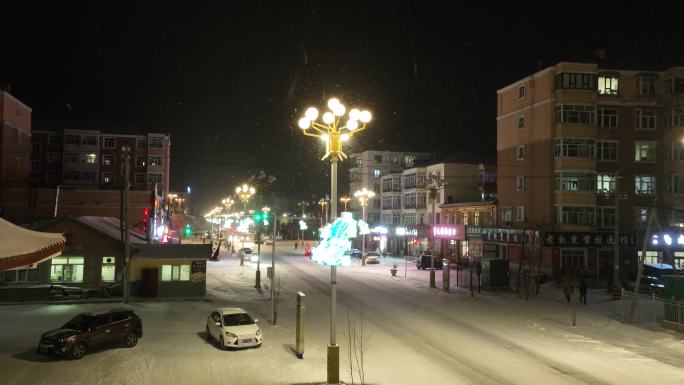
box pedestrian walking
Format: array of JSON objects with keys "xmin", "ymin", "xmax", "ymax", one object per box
[
  {"xmin": 294, "ymin": 241, "xmax": 298, "ymax": 250},
  {"xmin": 563, "ymin": 281, "xmax": 572, "ymax": 303},
  {"xmin": 579, "ymin": 279, "xmax": 587, "ymax": 305}
]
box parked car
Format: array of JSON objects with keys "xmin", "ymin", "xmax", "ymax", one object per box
[
  {"xmin": 37, "ymin": 309, "xmax": 142, "ymax": 359},
  {"xmin": 624, "ymin": 275, "xmax": 666, "ymax": 296},
  {"xmin": 349, "ymin": 248, "xmax": 361, "ymax": 259},
  {"xmin": 205, "ymin": 308, "xmax": 263, "ymax": 350},
  {"xmin": 416, "ymin": 254, "xmax": 443, "ymax": 270},
  {"xmin": 363, "ymin": 252, "xmax": 381, "ymax": 264}
]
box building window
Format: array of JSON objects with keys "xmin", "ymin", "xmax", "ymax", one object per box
[
  {"xmin": 30, "ymin": 160, "xmax": 40, "ymax": 173},
  {"xmin": 596, "ymin": 174, "xmax": 616, "ymax": 193},
  {"xmin": 404, "ymin": 156, "xmax": 415, "ymax": 168},
  {"xmin": 101, "ymin": 257, "xmax": 116, "ymax": 282},
  {"xmin": 47, "ymin": 152, "xmax": 58, "ymax": 163},
  {"xmin": 102, "ymin": 137, "xmax": 116, "ymax": 148},
  {"xmin": 554, "ymin": 171, "xmax": 594, "ymax": 192},
  {"xmin": 516, "ymin": 206, "xmax": 525, "ymax": 222},
  {"xmin": 554, "ymin": 138, "xmax": 595, "ymax": 158},
  {"xmin": 48, "ymin": 135, "xmax": 60, "ymax": 145},
  {"xmin": 148, "ymin": 137, "xmax": 164, "ymax": 148},
  {"xmin": 518, "ymin": 85, "xmax": 526, "ymax": 98},
  {"xmin": 148, "ymin": 173, "xmax": 163, "ymax": 184},
  {"xmin": 634, "ymin": 142, "xmax": 656, "ymax": 162},
  {"xmin": 135, "ymin": 173, "xmax": 146, "ymax": 184},
  {"xmin": 102, "ymin": 172, "xmax": 114, "ymax": 185},
  {"xmin": 636, "ymin": 208, "xmax": 649, "ymax": 226},
  {"xmin": 635, "ymin": 108, "xmax": 656, "ymax": 130},
  {"xmin": 597, "ymin": 106, "xmax": 618, "ymax": 128},
  {"xmin": 373, "ymin": 169, "xmax": 382, "ymax": 178},
  {"xmin": 516, "ymin": 145, "xmax": 525, "ymax": 160},
  {"xmin": 50, "ymin": 256, "xmax": 84, "ymax": 283},
  {"xmin": 102, "ymin": 155, "xmax": 115, "ymax": 166},
  {"xmin": 64, "ymin": 135, "xmax": 81, "ymax": 145},
  {"xmin": 597, "ymin": 73, "xmax": 619, "ymax": 95},
  {"xmin": 137, "ymin": 139, "xmax": 147, "ymax": 149},
  {"xmin": 373, "ymin": 154, "xmax": 382, "ymax": 163},
  {"xmin": 555, "ymin": 104, "xmax": 595, "ymax": 124},
  {"xmin": 517, "ymin": 117, "xmax": 525, "ymax": 129},
  {"xmin": 85, "ymin": 154, "xmax": 96, "ymax": 164},
  {"xmin": 596, "ymin": 141, "xmax": 618, "ymax": 161},
  {"xmin": 670, "ymin": 107, "xmax": 684, "ymax": 128},
  {"xmin": 64, "ymin": 153, "xmax": 79, "ymax": 163},
  {"xmin": 136, "ymin": 157, "xmax": 147, "ymax": 167},
  {"xmin": 554, "ymin": 73, "xmax": 596, "ymax": 90},
  {"xmin": 82, "ymin": 136, "xmax": 97, "ymax": 146},
  {"xmin": 3, "ymin": 268, "xmax": 39, "ymax": 283},
  {"xmin": 516, "ymin": 176, "xmax": 525, "ymax": 191},
  {"xmin": 32, "ymin": 143, "xmax": 41, "ymax": 154},
  {"xmin": 597, "ymin": 207, "xmax": 616, "ymax": 228},
  {"xmin": 149, "ymin": 156, "xmax": 163, "ymax": 166},
  {"xmin": 635, "ymin": 175, "xmax": 656, "ymax": 195},
  {"xmin": 673, "ymin": 174, "xmax": 684, "ymax": 195},
  {"xmin": 557, "ymin": 206, "xmax": 595, "ymax": 225},
  {"xmin": 501, "ymin": 207, "xmax": 512, "ymax": 223},
  {"xmin": 161, "ymin": 264, "xmax": 190, "ymax": 281},
  {"xmin": 637, "ymin": 76, "xmax": 656, "ymax": 96},
  {"xmin": 473, "ymin": 211, "xmax": 480, "ymax": 226},
  {"xmin": 47, "ymin": 171, "xmax": 59, "ymax": 182},
  {"xmin": 402, "ymin": 213, "xmax": 416, "ymax": 225},
  {"xmin": 560, "ymin": 249, "xmax": 585, "ymax": 269}
]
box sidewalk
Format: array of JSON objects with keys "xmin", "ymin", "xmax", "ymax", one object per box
[{"xmin": 0, "ymin": 296, "xmax": 211, "ymax": 306}]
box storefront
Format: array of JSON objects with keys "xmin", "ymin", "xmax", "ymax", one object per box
[
  {"xmin": 481, "ymin": 228, "xmax": 527, "ymax": 264},
  {"xmin": 541, "ymin": 231, "xmax": 637, "ymax": 279},
  {"xmin": 645, "ymin": 231, "xmax": 684, "ymax": 270},
  {"xmin": 431, "ymin": 224, "xmax": 465, "ymax": 260}
]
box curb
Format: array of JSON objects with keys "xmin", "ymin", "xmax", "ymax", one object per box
[{"xmin": 0, "ymin": 297, "xmax": 212, "ymax": 306}]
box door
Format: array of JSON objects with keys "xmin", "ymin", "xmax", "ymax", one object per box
[
  {"xmin": 88, "ymin": 314, "xmax": 114, "ymax": 348},
  {"xmin": 598, "ymin": 249, "xmax": 613, "ymax": 280},
  {"xmin": 109, "ymin": 311, "xmax": 132, "ymax": 343},
  {"xmin": 141, "ymin": 268, "xmax": 159, "ymax": 297},
  {"xmin": 209, "ymin": 311, "xmax": 222, "ymax": 339}
]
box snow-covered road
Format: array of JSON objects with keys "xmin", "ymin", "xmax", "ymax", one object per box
[{"xmin": 1, "ymin": 245, "xmax": 682, "ymax": 385}]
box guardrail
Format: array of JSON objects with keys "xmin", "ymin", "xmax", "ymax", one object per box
[{"xmin": 621, "ymin": 289, "xmax": 684, "ymax": 333}]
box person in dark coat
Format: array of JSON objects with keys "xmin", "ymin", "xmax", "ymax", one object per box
[{"xmin": 579, "ymin": 279, "xmax": 588, "ymax": 305}]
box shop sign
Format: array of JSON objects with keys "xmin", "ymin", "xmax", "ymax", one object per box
[
  {"xmin": 649, "ymin": 232, "xmax": 684, "ymax": 250},
  {"xmin": 542, "ymin": 232, "xmax": 637, "ymax": 248},
  {"xmin": 481, "ymin": 228, "xmax": 527, "ymax": 244},
  {"xmin": 432, "ymin": 224, "xmax": 465, "ymax": 240},
  {"xmin": 191, "ymin": 260, "xmax": 207, "ymax": 282},
  {"xmin": 395, "ymin": 226, "xmax": 419, "ymax": 237},
  {"xmin": 466, "ymin": 226, "xmax": 482, "ymax": 239}
]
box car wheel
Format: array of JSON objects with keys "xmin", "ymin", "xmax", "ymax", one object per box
[
  {"xmin": 70, "ymin": 342, "xmax": 86, "ymax": 360},
  {"xmin": 206, "ymin": 326, "xmax": 212, "ymax": 341},
  {"xmin": 124, "ymin": 332, "xmax": 139, "ymax": 348},
  {"xmin": 219, "ymin": 336, "xmax": 226, "ymax": 350}
]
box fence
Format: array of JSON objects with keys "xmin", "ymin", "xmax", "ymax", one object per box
[{"xmin": 621, "ymin": 289, "xmax": 684, "ymax": 333}]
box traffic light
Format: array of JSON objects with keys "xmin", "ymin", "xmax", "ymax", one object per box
[
  {"xmin": 142, "ymin": 208, "xmax": 150, "ymax": 233},
  {"xmin": 253, "ymin": 212, "xmax": 263, "ymax": 223},
  {"xmin": 183, "ymin": 224, "xmax": 192, "ymax": 237}
]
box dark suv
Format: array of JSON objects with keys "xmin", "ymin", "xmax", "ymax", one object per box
[
  {"xmin": 416, "ymin": 255, "xmax": 443, "ymax": 270},
  {"xmin": 37, "ymin": 309, "xmax": 143, "ymax": 359}
]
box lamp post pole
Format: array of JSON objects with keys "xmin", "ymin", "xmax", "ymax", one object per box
[
  {"xmin": 426, "ymin": 175, "xmax": 447, "ymax": 289},
  {"xmin": 298, "ymin": 97, "xmax": 372, "ymax": 385},
  {"xmin": 354, "ymin": 188, "xmax": 376, "ymax": 267}
]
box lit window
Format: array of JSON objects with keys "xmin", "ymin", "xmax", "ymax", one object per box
[
  {"xmin": 84, "ymin": 154, "xmax": 97, "ymax": 164},
  {"xmin": 161, "ymin": 264, "xmax": 190, "ymax": 281},
  {"xmin": 373, "ymin": 169, "xmax": 382, "ymax": 178},
  {"xmin": 596, "ymin": 174, "xmax": 616, "ymax": 193},
  {"xmin": 102, "ymin": 173, "xmax": 114, "ymax": 185},
  {"xmin": 50, "ymin": 256, "xmax": 84, "ymax": 283},
  {"xmin": 635, "ymin": 175, "xmax": 656, "ymax": 195},
  {"xmin": 634, "ymin": 142, "xmax": 656, "ymax": 162},
  {"xmin": 102, "ymin": 155, "xmax": 115, "ymax": 166},
  {"xmin": 597, "ymin": 74, "xmax": 619, "ymax": 95},
  {"xmin": 101, "ymin": 257, "xmax": 116, "ymax": 281},
  {"xmin": 501, "ymin": 207, "xmax": 512, "ymax": 223}
]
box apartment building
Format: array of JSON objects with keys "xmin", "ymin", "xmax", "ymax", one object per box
[
  {"xmin": 497, "ymin": 62, "xmax": 684, "ymax": 278},
  {"xmin": 30, "ymin": 123, "xmax": 171, "ymax": 196},
  {"xmin": 348, "ymin": 150, "xmax": 429, "ymax": 224},
  {"xmin": 0, "ymin": 90, "xmax": 32, "ymax": 185}
]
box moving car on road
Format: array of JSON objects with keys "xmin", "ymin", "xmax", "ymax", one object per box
[
  {"xmin": 206, "ymin": 308, "xmax": 263, "ymax": 349},
  {"xmin": 363, "ymin": 252, "xmax": 381, "ymax": 264},
  {"xmin": 416, "ymin": 254, "xmax": 443, "ymax": 270},
  {"xmin": 37, "ymin": 309, "xmax": 142, "ymax": 359}
]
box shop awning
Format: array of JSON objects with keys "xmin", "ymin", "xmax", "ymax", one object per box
[
  {"xmin": 0, "ymin": 217, "xmax": 65, "ymax": 271},
  {"xmin": 133, "ymin": 244, "xmax": 212, "ymax": 260}
]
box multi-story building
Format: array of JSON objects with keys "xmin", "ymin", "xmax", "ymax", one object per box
[
  {"xmin": 30, "ymin": 122, "xmax": 171, "ymax": 196},
  {"xmin": 0, "ymin": 90, "xmax": 32, "ymax": 186},
  {"xmin": 497, "ymin": 61, "xmax": 684, "ymax": 279},
  {"xmin": 348, "ymin": 150, "xmax": 430, "ymax": 224}
]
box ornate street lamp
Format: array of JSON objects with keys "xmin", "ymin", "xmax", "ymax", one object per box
[
  {"xmin": 426, "ymin": 174, "xmax": 447, "ymax": 288},
  {"xmin": 298, "ymin": 98, "xmax": 372, "ymax": 384},
  {"xmin": 339, "ymin": 196, "xmax": 351, "ymax": 212},
  {"xmin": 235, "ymin": 184, "xmax": 256, "ymax": 212}
]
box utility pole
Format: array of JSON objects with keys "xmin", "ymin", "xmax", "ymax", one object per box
[
  {"xmin": 271, "ymin": 212, "xmax": 277, "ymax": 325},
  {"xmin": 122, "ymin": 146, "xmax": 131, "ymax": 303},
  {"xmin": 612, "ymin": 177, "xmax": 621, "ymax": 298}
]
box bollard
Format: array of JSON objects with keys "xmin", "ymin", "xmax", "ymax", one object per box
[
  {"xmin": 296, "ymin": 291, "xmax": 305, "ymax": 359},
  {"xmin": 442, "ymin": 259, "xmax": 450, "ymax": 291},
  {"xmin": 429, "ymin": 255, "xmax": 436, "ymax": 288}
]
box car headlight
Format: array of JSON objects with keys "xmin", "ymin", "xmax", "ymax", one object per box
[
  {"xmin": 256, "ymin": 329, "xmax": 262, "ymax": 336},
  {"xmin": 58, "ymin": 335, "xmax": 77, "ymax": 343},
  {"xmin": 225, "ymin": 331, "xmax": 237, "ymax": 338}
]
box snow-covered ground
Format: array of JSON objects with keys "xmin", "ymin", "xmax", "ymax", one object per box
[{"xmin": 1, "ymin": 244, "xmax": 683, "ymax": 385}]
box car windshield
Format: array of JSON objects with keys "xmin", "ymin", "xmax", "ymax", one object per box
[
  {"xmin": 62, "ymin": 314, "xmax": 95, "ymax": 331},
  {"xmin": 243, "ymin": 249, "xmax": 252, "ymax": 254},
  {"xmin": 223, "ymin": 313, "xmax": 255, "ymax": 326}
]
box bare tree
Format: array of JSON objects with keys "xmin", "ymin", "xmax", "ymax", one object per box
[{"xmin": 345, "ymin": 309, "xmax": 370, "ymax": 385}]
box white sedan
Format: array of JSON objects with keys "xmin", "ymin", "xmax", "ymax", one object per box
[{"xmin": 205, "ymin": 308, "xmax": 263, "ymax": 349}]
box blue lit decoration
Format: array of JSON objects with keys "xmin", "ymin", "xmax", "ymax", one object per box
[{"xmin": 312, "ymin": 212, "xmax": 359, "ymax": 267}]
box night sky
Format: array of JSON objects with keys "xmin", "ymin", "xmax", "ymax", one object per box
[{"xmin": 3, "ymin": 1, "xmax": 684, "ymax": 212}]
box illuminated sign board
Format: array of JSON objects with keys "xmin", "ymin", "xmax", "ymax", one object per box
[
  {"xmin": 395, "ymin": 227, "xmax": 418, "ymax": 237},
  {"xmin": 432, "ymin": 225, "xmax": 464, "ymax": 240},
  {"xmin": 299, "ymin": 220, "xmax": 308, "ymax": 230}
]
